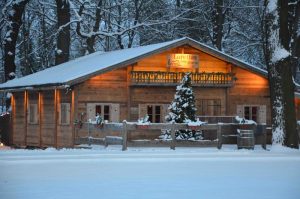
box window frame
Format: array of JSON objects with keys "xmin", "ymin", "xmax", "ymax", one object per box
[
  {"xmin": 146, "ymin": 104, "xmax": 162, "ymax": 123},
  {"xmin": 243, "ymin": 105, "xmax": 259, "ymax": 122},
  {"xmin": 87, "ymin": 103, "xmax": 112, "ymax": 122}
]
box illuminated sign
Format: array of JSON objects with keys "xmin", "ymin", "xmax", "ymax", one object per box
[{"xmin": 167, "ymin": 54, "xmax": 199, "ymax": 68}]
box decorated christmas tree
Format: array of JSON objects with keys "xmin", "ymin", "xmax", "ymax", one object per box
[{"xmin": 161, "ymin": 73, "xmax": 202, "ymax": 140}]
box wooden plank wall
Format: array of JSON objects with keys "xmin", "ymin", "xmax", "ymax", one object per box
[
  {"xmin": 77, "ymin": 68, "xmax": 128, "ymax": 122},
  {"xmin": 12, "ymin": 89, "xmax": 75, "ymax": 147},
  {"xmin": 135, "ymin": 45, "xmax": 229, "ymax": 73},
  {"xmin": 228, "ymin": 67, "xmax": 271, "ymax": 123}
]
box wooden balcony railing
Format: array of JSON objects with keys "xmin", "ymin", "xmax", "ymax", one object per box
[{"xmin": 130, "ymin": 71, "xmax": 236, "ymax": 87}]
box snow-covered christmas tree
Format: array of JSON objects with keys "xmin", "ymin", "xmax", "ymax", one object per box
[{"xmin": 161, "ymin": 73, "xmax": 202, "ymax": 140}]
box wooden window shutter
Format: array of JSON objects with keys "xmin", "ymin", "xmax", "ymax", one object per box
[
  {"xmin": 162, "ymin": 104, "xmax": 170, "ymax": 122},
  {"xmin": 86, "ymin": 103, "xmax": 95, "ymax": 121},
  {"xmin": 110, "ymin": 103, "xmax": 120, "ymax": 122},
  {"xmin": 59, "ymin": 103, "xmax": 70, "ymax": 125},
  {"xmin": 139, "ymin": 104, "xmax": 147, "ymax": 119},
  {"xmin": 58, "ymin": 103, "xmax": 62, "ymax": 124},
  {"xmin": 258, "ymin": 105, "xmax": 267, "ymax": 124},
  {"xmin": 66, "ymin": 103, "xmax": 70, "ymax": 124},
  {"xmin": 27, "ymin": 103, "xmax": 31, "ymax": 123},
  {"xmin": 28, "ymin": 104, "xmax": 38, "ymax": 124},
  {"xmin": 236, "ymin": 105, "xmax": 244, "ymax": 118}
]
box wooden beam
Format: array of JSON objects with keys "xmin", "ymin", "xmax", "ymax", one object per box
[
  {"xmin": 122, "ymin": 121, "xmax": 128, "ymax": 151},
  {"xmin": 38, "ymin": 91, "xmax": 42, "ymax": 147},
  {"xmin": 54, "ymin": 89, "xmax": 58, "ymax": 148},
  {"xmin": 217, "ymin": 125, "xmax": 222, "ymax": 149},
  {"xmin": 71, "ymin": 87, "xmax": 78, "ymax": 147},
  {"xmin": 1, "ymin": 85, "xmax": 69, "ymax": 92},
  {"xmin": 170, "ymin": 123, "xmax": 176, "ymax": 150},
  {"xmin": 10, "ymin": 94, "xmax": 14, "ymax": 145},
  {"xmin": 127, "ymin": 67, "xmax": 132, "ymax": 121},
  {"xmin": 24, "ymin": 90, "xmax": 28, "ymax": 147}
]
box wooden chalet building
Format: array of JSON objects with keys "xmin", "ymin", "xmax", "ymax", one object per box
[{"xmin": 0, "ymin": 37, "xmax": 295, "ymax": 148}]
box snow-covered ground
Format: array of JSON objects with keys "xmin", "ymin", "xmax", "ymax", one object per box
[{"xmin": 0, "ymin": 145, "xmax": 300, "ymax": 199}]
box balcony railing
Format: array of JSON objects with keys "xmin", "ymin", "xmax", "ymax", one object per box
[{"xmin": 130, "ymin": 71, "xmax": 236, "ymax": 87}]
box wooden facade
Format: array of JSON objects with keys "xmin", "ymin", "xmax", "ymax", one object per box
[{"xmin": 7, "ymin": 42, "xmax": 274, "ymax": 147}]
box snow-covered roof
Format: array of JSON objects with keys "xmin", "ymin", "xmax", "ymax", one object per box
[{"xmin": 0, "ymin": 37, "xmax": 267, "ymax": 90}]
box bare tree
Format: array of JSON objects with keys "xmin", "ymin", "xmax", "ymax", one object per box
[
  {"xmin": 76, "ymin": 0, "xmax": 104, "ymax": 54},
  {"xmin": 3, "ymin": 0, "xmax": 29, "ymax": 81},
  {"xmin": 212, "ymin": 0, "xmax": 225, "ymax": 50},
  {"xmin": 55, "ymin": 0, "xmax": 71, "ymax": 64}
]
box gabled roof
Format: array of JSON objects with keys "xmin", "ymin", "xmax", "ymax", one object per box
[{"xmin": 0, "ymin": 37, "xmax": 267, "ymax": 90}]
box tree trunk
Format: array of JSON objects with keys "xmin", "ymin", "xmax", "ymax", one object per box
[
  {"xmin": 55, "ymin": 0, "xmax": 70, "ymax": 65},
  {"xmin": 212, "ymin": 0, "xmax": 225, "ymax": 51},
  {"xmin": 265, "ymin": 0, "xmax": 299, "ymax": 148},
  {"xmin": 3, "ymin": 0, "xmax": 29, "ymax": 81},
  {"xmin": 290, "ymin": 1, "xmax": 300, "ymax": 75}
]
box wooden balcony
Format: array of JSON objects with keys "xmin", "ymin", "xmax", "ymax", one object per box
[{"xmin": 130, "ymin": 71, "xmax": 236, "ymax": 87}]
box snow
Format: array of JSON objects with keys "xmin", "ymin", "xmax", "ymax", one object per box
[
  {"xmin": 267, "ymin": 0, "xmax": 277, "ymax": 13},
  {"xmin": 187, "ymin": 118, "xmax": 206, "ymax": 126},
  {"xmin": 56, "ymin": 49, "xmax": 63, "ymax": 55},
  {"xmin": 235, "ymin": 116, "xmax": 256, "ymax": 124},
  {"xmin": 0, "ymin": 37, "xmax": 268, "ymax": 90},
  {"xmin": 267, "ymin": 0, "xmax": 291, "ymax": 64},
  {"xmin": 137, "ymin": 115, "xmax": 150, "ymax": 124},
  {"xmin": 6, "ymin": 92, "xmax": 12, "ymax": 99},
  {"xmin": 271, "ymin": 46, "xmax": 290, "ymax": 63},
  {"xmin": 0, "ymin": 145, "xmax": 300, "ymax": 199}
]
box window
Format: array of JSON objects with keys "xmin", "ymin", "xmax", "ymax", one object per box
[
  {"xmin": 198, "ymin": 99, "xmax": 221, "ymax": 116},
  {"xmin": 95, "ymin": 105, "xmax": 110, "ymax": 121},
  {"xmin": 244, "ymin": 106, "xmax": 258, "ymax": 122},
  {"xmin": 147, "ymin": 105, "xmax": 161, "ymax": 123},
  {"xmin": 237, "ymin": 105, "xmax": 266, "ymax": 124},
  {"xmin": 104, "ymin": 105, "xmax": 110, "ymax": 121},
  {"xmin": 139, "ymin": 104, "xmax": 169, "ymax": 123},
  {"xmin": 87, "ymin": 103, "xmax": 120, "ymax": 122},
  {"xmin": 28, "ymin": 104, "xmax": 38, "ymax": 124},
  {"xmin": 60, "ymin": 103, "xmax": 70, "ymax": 125}
]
